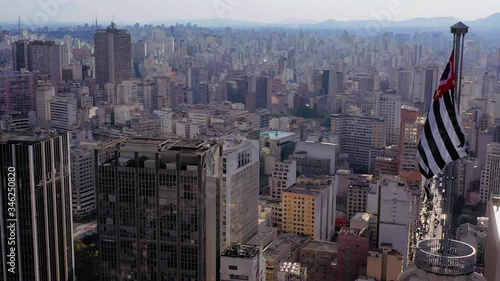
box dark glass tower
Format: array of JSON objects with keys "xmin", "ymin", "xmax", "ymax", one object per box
[{"xmin": 0, "ymin": 132, "xmax": 75, "ymax": 281}]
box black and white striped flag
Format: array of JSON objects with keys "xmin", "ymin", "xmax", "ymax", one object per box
[{"xmin": 416, "ymin": 51, "xmax": 469, "ymax": 181}]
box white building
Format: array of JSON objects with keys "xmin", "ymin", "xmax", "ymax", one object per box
[
  {"xmin": 36, "ymin": 82, "xmax": 55, "ymax": 127},
  {"xmin": 374, "ymin": 92, "xmax": 402, "ymax": 145},
  {"xmin": 50, "ymin": 93, "xmax": 78, "ymax": 131},
  {"xmin": 70, "ymin": 143, "xmax": 97, "ymax": 218},
  {"xmin": 378, "ymin": 176, "xmax": 413, "ymax": 268},
  {"xmin": 220, "ymin": 244, "xmax": 266, "ymax": 281},
  {"xmin": 480, "ymin": 142, "xmax": 500, "ymax": 203},
  {"xmin": 221, "ymin": 138, "xmax": 260, "ymax": 249}
]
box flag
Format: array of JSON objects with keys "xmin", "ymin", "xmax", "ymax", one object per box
[{"xmin": 416, "ymin": 51, "xmax": 468, "ymax": 180}]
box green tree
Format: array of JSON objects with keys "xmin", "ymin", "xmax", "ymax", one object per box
[{"xmin": 74, "ymin": 236, "xmax": 99, "ymax": 281}]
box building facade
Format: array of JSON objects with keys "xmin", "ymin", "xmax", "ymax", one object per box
[{"xmin": 0, "ymin": 132, "xmax": 75, "ymax": 281}]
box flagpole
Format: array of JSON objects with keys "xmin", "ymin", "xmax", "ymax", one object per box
[{"xmin": 440, "ymin": 22, "xmax": 469, "ymax": 256}]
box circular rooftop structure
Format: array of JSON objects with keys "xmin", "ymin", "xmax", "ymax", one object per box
[{"xmin": 414, "ymin": 239, "xmax": 476, "ymax": 276}]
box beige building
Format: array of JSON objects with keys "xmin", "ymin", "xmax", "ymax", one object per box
[
  {"xmin": 281, "ymin": 176, "xmax": 336, "ymax": 241},
  {"xmin": 367, "ymin": 243, "xmax": 403, "ymax": 281}
]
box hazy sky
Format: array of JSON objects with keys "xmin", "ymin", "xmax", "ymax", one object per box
[{"xmin": 2, "ymin": 0, "xmax": 499, "ymax": 24}]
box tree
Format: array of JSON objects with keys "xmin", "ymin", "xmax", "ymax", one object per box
[{"xmin": 74, "ymin": 236, "xmax": 99, "ymax": 281}]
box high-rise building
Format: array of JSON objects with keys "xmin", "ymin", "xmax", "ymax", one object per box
[
  {"xmin": 347, "ymin": 175, "xmax": 377, "ymax": 220},
  {"xmin": 398, "ymin": 106, "xmax": 424, "ymax": 179},
  {"xmin": 484, "ymin": 196, "xmax": 500, "ymax": 281},
  {"xmin": 255, "ymin": 77, "xmax": 272, "ymax": 110},
  {"xmin": 479, "ymin": 142, "xmax": 500, "ymax": 203},
  {"xmin": 281, "ymin": 176, "xmax": 336, "ymax": 241},
  {"xmin": 221, "ymin": 139, "xmax": 260, "ymax": 250},
  {"xmin": 187, "ymin": 67, "xmax": 202, "ymax": 104},
  {"xmin": 49, "ymin": 94, "xmax": 78, "ymax": 131},
  {"xmin": 70, "ymin": 144, "xmax": 97, "ymax": 218},
  {"xmin": 26, "ymin": 40, "xmax": 63, "ymax": 85},
  {"xmin": 36, "ymin": 81, "xmax": 55, "ymax": 127},
  {"xmin": 0, "ymin": 70, "xmax": 36, "ymax": 115},
  {"xmin": 94, "ymin": 23, "xmax": 132, "ymax": 87},
  {"xmin": 12, "ymin": 40, "xmax": 28, "ymax": 70},
  {"xmin": 331, "ymin": 113, "xmax": 386, "ymax": 173},
  {"xmin": 375, "ymin": 92, "xmax": 402, "ymax": 145},
  {"xmin": 0, "ymin": 132, "xmax": 75, "ymax": 281},
  {"xmin": 95, "ymin": 137, "xmax": 222, "ymax": 281},
  {"xmin": 396, "ymin": 68, "xmax": 412, "ymax": 101}
]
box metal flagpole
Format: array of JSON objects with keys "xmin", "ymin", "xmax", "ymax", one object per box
[{"xmin": 440, "ymin": 22, "xmax": 469, "ymax": 256}]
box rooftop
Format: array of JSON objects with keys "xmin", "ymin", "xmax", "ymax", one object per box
[
  {"xmin": 261, "ymin": 131, "xmax": 295, "ymax": 140},
  {"xmin": 301, "ymin": 240, "xmax": 338, "ymax": 253},
  {"xmin": 0, "ymin": 131, "xmax": 67, "ymax": 144},
  {"xmin": 284, "ymin": 184, "xmax": 326, "ymax": 197},
  {"xmin": 221, "ymin": 244, "xmax": 260, "ymax": 259}
]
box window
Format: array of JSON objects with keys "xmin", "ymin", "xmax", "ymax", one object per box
[{"xmin": 229, "ymin": 265, "xmax": 238, "ymax": 270}]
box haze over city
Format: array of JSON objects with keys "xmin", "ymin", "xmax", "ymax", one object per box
[
  {"xmin": 2, "ymin": 0, "xmax": 500, "ymax": 23},
  {"xmin": 1, "ymin": 1, "xmax": 500, "ymax": 281}
]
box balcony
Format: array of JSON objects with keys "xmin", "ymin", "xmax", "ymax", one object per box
[{"xmin": 415, "ymin": 238, "xmax": 476, "ymax": 276}]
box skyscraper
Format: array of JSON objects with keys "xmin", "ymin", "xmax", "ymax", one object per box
[
  {"xmin": 220, "ymin": 138, "xmax": 259, "ymax": 250},
  {"xmin": 0, "ymin": 70, "xmax": 36, "ymax": 115},
  {"xmin": 0, "ymin": 132, "xmax": 75, "ymax": 281},
  {"xmin": 479, "ymin": 142, "xmax": 500, "ymax": 203},
  {"xmin": 94, "ymin": 23, "xmax": 132, "ymax": 87},
  {"xmin": 95, "ymin": 137, "xmax": 222, "ymax": 281},
  {"xmin": 26, "ymin": 40, "xmax": 63, "ymax": 85}
]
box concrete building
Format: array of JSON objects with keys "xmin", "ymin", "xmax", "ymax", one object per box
[
  {"xmin": 347, "ymin": 175, "xmax": 376, "ymax": 220},
  {"xmin": 336, "ymin": 227, "xmax": 370, "ymax": 281},
  {"xmin": 479, "ymin": 142, "xmax": 500, "ymax": 203},
  {"xmin": 220, "ymin": 244, "xmax": 266, "ymax": 281},
  {"xmin": 456, "ymin": 221, "xmax": 487, "ymax": 267},
  {"xmin": 331, "ymin": 113, "xmax": 386, "ymax": 173},
  {"xmin": 94, "ymin": 23, "xmax": 132, "ymax": 87},
  {"xmin": 374, "ymin": 92, "xmax": 402, "ymax": 145},
  {"xmin": 484, "ymin": 196, "xmax": 500, "ymax": 281},
  {"xmin": 95, "ymin": 138, "xmax": 222, "ymax": 281},
  {"xmin": 299, "ymin": 241, "xmax": 338, "ymax": 281},
  {"xmin": 291, "ymin": 140, "xmax": 339, "ymax": 176},
  {"xmin": 221, "ymin": 138, "xmax": 260, "ymax": 249},
  {"xmin": 0, "ymin": 70, "xmax": 36, "ymax": 115},
  {"xmin": 398, "ymin": 106, "xmax": 424, "ymax": 176},
  {"xmin": 282, "ymin": 176, "xmax": 336, "ymax": 241},
  {"xmin": 366, "ymin": 243, "xmax": 403, "ymax": 281},
  {"xmin": 270, "ymin": 160, "xmax": 297, "ymax": 201},
  {"xmin": 0, "ymin": 132, "xmax": 75, "ymax": 281},
  {"xmin": 49, "ymin": 94, "xmax": 78, "ymax": 131},
  {"xmin": 36, "ymin": 81, "xmax": 55, "ymax": 127},
  {"xmin": 70, "ymin": 143, "xmax": 98, "ymax": 218}
]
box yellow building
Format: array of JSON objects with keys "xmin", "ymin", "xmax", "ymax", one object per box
[
  {"xmin": 281, "ymin": 176, "xmax": 335, "ymax": 241},
  {"xmin": 367, "ymin": 243, "xmax": 403, "ymax": 281}
]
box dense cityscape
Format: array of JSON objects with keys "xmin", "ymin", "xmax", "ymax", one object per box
[{"xmin": 0, "ymin": 3, "xmax": 500, "ymax": 281}]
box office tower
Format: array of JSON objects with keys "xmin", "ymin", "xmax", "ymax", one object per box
[
  {"xmin": 116, "ymin": 80, "xmax": 137, "ymax": 105},
  {"xmin": 49, "ymin": 94, "xmax": 78, "ymax": 131},
  {"xmin": 337, "ymin": 227, "xmax": 370, "ymax": 281},
  {"xmin": 396, "ymin": 69, "xmax": 412, "ymax": 100},
  {"xmin": 220, "ymin": 139, "xmax": 260, "ymax": 250},
  {"xmin": 281, "ymin": 176, "xmax": 336, "ymax": 241},
  {"xmin": 411, "ymin": 66, "xmax": 438, "ymax": 112},
  {"xmin": 374, "ymin": 92, "xmax": 402, "ymax": 145},
  {"xmin": 290, "ymin": 140, "xmax": 339, "ymax": 176},
  {"xmin": 0, "ymin": 132, "xmax": 75, "ymax": 281},
  {"xmin": 313, "ymin": 70, "xmax": 332, "ymax": 95},
  {"xmin": 12, "ymin": 40, "xmax": 28, "ymax": 70},
  {"xmin": 378, "ymin": 177, "xmax": 414, "ymax": 268},
  {"xmin": 132, "ymin": 41, "xmax": 147, "ymax": 64},
  {"xmin": 27, "ymin": 41, "xmax": 63, "ymax": 85},
  {"xmin": 95, "ymin": 138, "xmax": 222, "ymax": 281},
  {"xmin": 36, "ymin": 81, "xmax": 55, "ymax": 127},
  {"xmin": 269, "ymin": 159, "xmax": 297, "ymax": 200},
  {"xmin": 254, "ymin": 108, "xmax": 270, "ymax": 129},
  {"xmin": 331, "ymin": 113, "xmax": 386, "ymax": 173},
  {"xmin": 187, "ymin": 67, "xmax": 202, "ymax": 104},
  {"xmin": 94, "ymin": 23, "xmax": 132, "ymax": 87},
  {"xmin": 70, "ymin": 144, "xmax": 96, "ymax": 218},
  {"xmin": 220, "ymin": 244, "xmax": 266, "ymax": 281},
  {"xmin": 0, "ymin": 70, "xmax": 36, "ymax": 115},
  {"xmin": 226, "ymin": 75, "xmax": 248, "ymax": 104},
  {"xmin": 479, "ymin": 142, "xmax": 500, "ymax": 203},
  {"xmin": 367, "ymin": 243, "xmax": 403, "ymax": 281},
  {"xmin": 255, "ymin": 77, "xmax": 272, "ymax": 110},
  {"xmin": 347, "ymin": 175, "xmax": 377, "ymax": 220},
  {"xmin": 484, "ymin": 197, "xmax": 500, "ymax": 280},
  {"xmin": 398, "ymin": 106, "xmax": 424, "ymax": 177}
]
